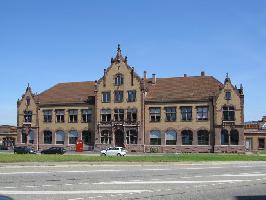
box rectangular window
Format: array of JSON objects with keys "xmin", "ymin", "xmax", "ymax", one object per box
[
  {"xmin": 181, "ymin": 107, "xmax": 192, "ymax": 121},
  {"xmin": 102, "ymin": 92, "xmax": 111, "ymax": 103},
  {"xmin": 127, "ymin": 109, "xmax": 137, "ymax": 122},
  {"xmin": 101, "ymin": 131, "xmax": 112, "ymax": 144},
  {"xmin": 258, "ymin": 138, "xmax": 265, "ymax": 149},
  {"xmin": 69, "ymin": 109, "xmax": 78, "ymax": 123},
  {"xmin": 223, "ymin": 106, "xmax": 235, "ymax": 121},
  {"xmin": 81, "ymin": 109, "xmax": 92, "ymax": 123},
  {"xmin": 149, "ymin": 107, "xmax": 161, "ymax": 122},
  {"xmin": 115, "ymin": 74, "xmax": 124, "ymax": 85},
  {"xmin": 55, "ymin": 110, "xmax": 65, "ymax": 123},
  {"xmin": 165, "ymin": 107, "xmax": 176, "ymax": 122},
  {"xmin": 197, "ymin": 107, "xmax": 208, "ymax": 120},
  {"xmin": 101, "ymin": 109, "xmax": 111, "ymax": 122},
  {"xmin": 114, "ymin": 109, "xmax": 124, "ymax": 121},
  {"xmin": 225, "ymin": 91, "xmax": 231, "ymax": 100},
  {"xmin": 43, "ymin": 110, "xmax": 52, "ymax": 123},
  {"xmin": 114, "ymin": 91, "xmax": 123, "ymax": 102},
  {"xmin": 127, "ymin": 90, "xmax": 136, "ymax": 102},
  {"xmin": 24, "ymin": 111, "xmax": 32, "ymax": 123}
]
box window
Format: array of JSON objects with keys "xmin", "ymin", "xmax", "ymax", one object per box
[
  {"xmin": 150, "ymin": 130, "xmax": 161, "ymax": 145},
  {"xmin": 181, "ymin": 107, "xmax": 192, "ymax": 121},
  {"xmin": 81, "ymin": 109, "xmax": 92, "ymax": 123},
  {"xmin": 197, "ymin": 107, "xmax": 208, "ymax": 120},
  {"xmin": 165, "ymin": 107, "xmax": 176, "ymax": 122},
  {"xmin": 82, "ymin": 131, "xmax": 92, "ymax": 145},
  {"xmin": 24, "ymin": 111, "xmax": 32, "ymax": 123},
  {"xmin": 127, "ymin": 108, "xmax": 137, "ymax": 122},
  {"xmin": 225, "ymin": 91, "xmax": 231, "ymax": 100},
  {"xmin": 114, "ymin": 109, "xmax": 124, "ymax": 121},
  {"xmin": 126, "ymin": 130, "xmax": 138, "ymax": 144},
  {"xmin": 101, "ymin": 109, "xmax": 111, "ymax": 122},
  {"xmin": 114, "ymin": 91, "xmax": 123, "ymax": 102},
  {"xmin": 69, "ymin": 130, "xmax": 78, "ymax": 144},
  {"xmin": 69, "ymin": 110, "xmax": 78, "ymax": 123},
  {"xmin": 55, "ymin": 110, "xmax": 65, "ymax": 123},
  {"xmin": 102, "ymin": 92, "xmax": 111, "ymax": 103},
  {"xmin": 28, "ymin": 130, "xmax": 34, "ymax": 144},
  {"xmin": 43, "ymin": 110, "xmax": 52, "ymax": 123},
  {"xmin": 149, "ymin": 107, "xmax": 161, "ymax": 122},
  {"xmin": 197, "ymin": 130, "xmax": 209, "ymax": 145},
  {"xmin": 182, "ymin": 130, "xmax": 193, "ymax": 145},
  {"xmin": 56, "ymin": 131, "xmax": 65, "ymax": 144},
  {"xmin": 22, "ymin": 129, "xmax": 27, "ymax": 143},
  {"xmin": 230, "ymin": 129, "xmax": 239, "ymax": 145},
  {"xmin": 221, "ymin": 129, "xmax": 229, "ymax": 145},
  {"xmin": 115, "ymin": 74, "xmax": 124, "ymax": 85},
  {"xmin": 258, "ymin": 138, "xmax": 265, "ymax": 149},
  {"xmin": 166, "ymin": 130, "xmax": 177, "ymax": 145},
  {"xmin": 101, "ymin": 130, "xmax": 112, "ymax": 144},
  {"xmin": 44, "ymin": 131, "xmax": 52, "ymax": 144},
  {"xmin": 223, "ymin": 106, "xmax": 235, "ymax": 121},
  {"xmin": 127, "ymin": 90, "xmax": 136, "ymax": 102}
]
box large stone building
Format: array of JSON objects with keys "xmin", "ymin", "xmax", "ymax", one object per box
[
  {"xmin": 16, "ymin": 45, "xmax": 245, "ymax": 153},
  {"xmin": 244, "ymin": 116, "xmax": 266, "ymax": 152}
]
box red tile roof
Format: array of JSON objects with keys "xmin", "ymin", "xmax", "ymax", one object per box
[
  {"xmin": 37, "ymin": 81, "xmax": 95, "ymax": 105},
  {"xmin": 145, "ymin": 76, "xmax": 223, "ymax": 102}
]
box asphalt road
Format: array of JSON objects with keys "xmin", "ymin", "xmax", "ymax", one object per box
[{"xmin": 0, "ymin": 161, "xmax": 266, "ymax": 200}]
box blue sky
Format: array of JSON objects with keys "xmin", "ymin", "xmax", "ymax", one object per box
[{"xmin": 0, "ymin": 0, "xmax": 265, "ymax": 125}]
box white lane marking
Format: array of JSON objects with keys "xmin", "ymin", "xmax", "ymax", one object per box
[
  {"xmin": 213, "ymin": 173, "xmax": 266, "ymax": 177},
  {"xmin": 3, "ymin": 187, "xmax": 16, "ymax": 189},
  {"xmin": 130, "ymin": 180, "xmax": 142, "ymax": 182},
  {"xmin": 0, "ymin": 169, "xmax": 121, "ymax": 175},
  {"xmin": 94, "ymin": 180, "xmax": 251, "ymax": 185},
  {"xmin": 25, "ymin": 186, "xmax": 38, "ymax": 188},
  {"xmin": 78, "ymin": 182, "xmax": 89, "ymax": 185},
  {"xmin": 194, "ymin": 176, "xmax": 202, "ymax": 178},
  {"xmin": 65, "ymin": 184, "xmax": 73, "ymax": 186},
  {"xmin": 0, "ymin": 190, "xmax": 151, "ymax": 195},
  {"xmin": 42, "ymin": 185, "xmax": 53, "ymax": 187},
  {"xmin": 143, "ymin": 169, "xmax": 168, "ymax": 171},
  {"xmin": 256, "ymin": 179, "xmax": 262, "ymax": 181},
  {"xmin": 96, "ymin": 196, "xmax": 103, "ymax": 198},
  {"xmin": 68, "ymin": 198, "xmax": 84, "ymax": 200}
]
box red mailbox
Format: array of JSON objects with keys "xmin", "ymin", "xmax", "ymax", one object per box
[{"xmin": 76, "ymin": 139, "xmax": 83, "ymax": 152}]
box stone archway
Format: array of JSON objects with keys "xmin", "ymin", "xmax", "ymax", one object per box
[{"xmin": 115, "ymin": 129, "xmax": 124, "ymax": 147}]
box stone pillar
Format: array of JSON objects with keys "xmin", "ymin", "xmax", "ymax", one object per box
[{"xmin": 192, "ymin": 130, "xmax": 198, "ymax": 145}]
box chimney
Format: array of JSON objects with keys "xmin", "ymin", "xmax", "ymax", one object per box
[
  {"xmin": 131, "ymin": 67, "xmax": 134, "ymax": 86},
  {"xmin": 144, "ymin": 70, "xmax": 147, "ymax": 80},
  {"xmin": 184, "ymin": 74, "xmax": 187, "ymax": 77},
  {"xmin": 103, "ymin": 69, "xmax": 107, "ymax": 87},
  {"xmin": 152, "ymin": 74, "xmax": 156, "ymax": 84},
  {"xmin": 201, "ymin": 71, "xmax": 205, "ymax": 76}
]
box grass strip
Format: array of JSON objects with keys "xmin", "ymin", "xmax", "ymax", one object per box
[{"xmin": 1, "ymin": 153, "xmax": 266, "ymax": 163}]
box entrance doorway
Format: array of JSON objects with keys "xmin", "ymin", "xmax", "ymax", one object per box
[
  {"xmin": 245, "ymin": 138, "xmax": 253, "ymax": 151},
  {"xmin": 115, "ymin": 129, "xmax": 124, "ymax": 147}
]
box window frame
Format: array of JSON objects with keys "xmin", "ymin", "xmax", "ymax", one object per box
[
  {"xmin": 223, "ymin": 106, "xmax": 235, "ymax": 121},
  {"xmin": 165, "ymin": 107, "xmax": 176, "ymax": 122},
  {"xmin": 181, "ymin": 106, "xmax": 192, "ymax": 121},
  {"xmin": 81, "ymin": 109, "xmax": 92, "ymax": 123},
  {"xmin": 114, "ymin": 74, "xmax": 124, "ymax": 86},
  {"xmin": 68, "ymin": 109, "xmax": 78, "ymax": 123},
  {"xmin": 196, "ymin": 107, "xmax": 209, "ymax": 121},
  {"xmin": 114, "ymin": 91, "xmax": 124, "ymax": 103},
  {"xmin": 102, "ymin": 92, "xmax": 111, "ymax": 103},
  {"xmin": 114, "ymin": 109, "xmax": 124, "ymax": 122},
  {"xmin": 127, "ymin": 90, "xmax": 136, "ymax": 102},
  {"xmin": 165, "ymin": 130, "xmax": 177, "ymax": 145},
  {"xmin": 101, "ymin": 130, "xmax": 112, "ymax": 144},
  {"xmin": 43, "ymin": 110, "xmax": 52, "ymax": 123},
  {"xmin": 149, "ymin": 107, "xmax": 161, "ymax": 122},
  {"xmin": 55, "ymin": 110, "xmax": 65, "ymax": 123},
  {"xmin": 100, "ymin": 109, "xmax": 112, "ymax": 122},
  {"xmin": 182, "ymin": 130, "xmax": 193, "ymax": 145}
]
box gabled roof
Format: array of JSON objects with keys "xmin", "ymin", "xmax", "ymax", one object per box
[
  {"xmin": 37, "ymin": 81, "xmax": 95, "ymax": 105},
  {"xmin": 145, "ymin": 76, "xmax": 223, "ymax": 102}
]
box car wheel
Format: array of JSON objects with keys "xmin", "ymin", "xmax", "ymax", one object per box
[
  {"xmin": 101, "ymin": 153, "xmax": 106, "ymax": 156},
  {"xmin": 117, "ymin": 153, "xmax": 121, "ymax": 156}
]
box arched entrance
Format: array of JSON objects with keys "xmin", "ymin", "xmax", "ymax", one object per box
[{"xmin": 115, "ymin": 129, "xmax": 124, "ymax": 147}]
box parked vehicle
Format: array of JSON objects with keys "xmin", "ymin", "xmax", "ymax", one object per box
[
  {"xmin": 100, "ymin": 147, "xmax": 127, "ymax": 156},
  {"xmin": 14, "ymin": 146, "xmax": 36, "ymax": 154},
  {"xmin": 40, "ymin": 147, "xmax": 66, "ymax": 154}
]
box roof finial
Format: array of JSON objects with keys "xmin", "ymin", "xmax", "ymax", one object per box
[
  {"xmin": 113, "ymin": 44, "xmax": 125, "ymax": 63},
  {"xmin": 226, "ymin": 73, "xmax": 229, "ymax": 79},
  {"xmin": 224, "ymin": 72, "xmax": 231, "ymax": 84}
]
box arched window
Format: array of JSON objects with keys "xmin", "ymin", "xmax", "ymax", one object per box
[
  {"xmin": 126, "ymin": 130, "xmax": 138, "ymax": 144},
  {"xmin": 21, "ymin": 129, "xmax": 27, "ymax": 144},
  {"xmin": 44, "ymin": 130, "xmax": 52, "ymax": 144},
  {"xmin": 221, "ymin": 129, "xmax": 229, "ymax": 145},
  {"xmin": 28, "ymin": 130, "xmax": 34, "ymax": 144},
  {"xmin": 56, "ymin": 131, "xmax": 65, "ymax": 145},
  {"xmin": 82, "ymin": 130, "xmax": 92, "ymax": 145},
  {"xmin": 223, "ymin": 106, "xmax": 235, "ymax": 121},
  {"xmin": 182, "ymin": 130, "xmax": 193, "ymax": 145},
  {"xmin": 150, "ymin": 130, "xmax": 161, "ymax": 145},
  {"xmin": 69, "ymin": 130, "xmax": 79, "ymax": 144},
  {"xmin": 115, "ymin": 74, "xmax": 124, "ymax": 85},
  {"xmin": 197, "ymin": 130, "xmax": 209, "ymax": 145},
  {"xmin": 101, "ymin": 130, "xmax": 112, "ymax": 144},
  {"xmin": 165, "ymin": 130, "xmax": 177, "ymax": 145},
  {"xmin": 230, "ymin": 129, "xmax": 239, "ymax": 145}
]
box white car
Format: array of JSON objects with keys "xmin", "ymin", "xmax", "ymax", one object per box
[{"xmin": 100, "ymin": 147, "xmax": 127, "ymax": 156}]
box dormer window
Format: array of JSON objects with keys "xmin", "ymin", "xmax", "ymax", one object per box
[
  {"xmin": 115, "ymin": 74, "xmax": 124, "ymax": 85},
  {"xmin": 225, "ymin": 91, "xmax": 231, "ymax": 100}
]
